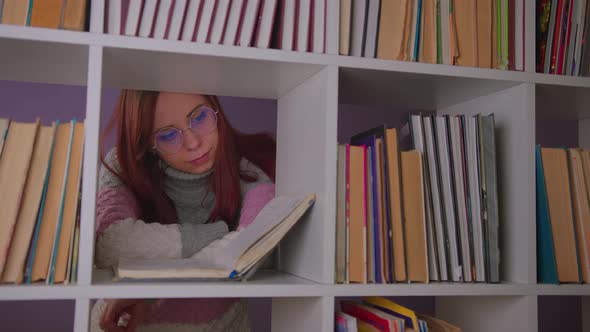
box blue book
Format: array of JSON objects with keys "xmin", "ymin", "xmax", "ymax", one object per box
[
  {"xmin": 352, "ymin": 125, "xmax": 395, "ymax": 282},
  {"xmin": 536, "ymin": 145, "xmax": 559, "ymax": 284}
]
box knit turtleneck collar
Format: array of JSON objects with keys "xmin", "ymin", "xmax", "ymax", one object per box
[{"xmin": 160, "ymin": 161, "xmax": 214, "ymax": 183}]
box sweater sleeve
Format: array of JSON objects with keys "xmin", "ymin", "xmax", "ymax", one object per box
[{"xmin": 95, "ymin": 148, "xmax": 228, "ymax": 268}]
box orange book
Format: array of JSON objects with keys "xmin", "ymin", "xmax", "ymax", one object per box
[
  {"xmin": 477, "ymin": 0, "xmax": 494, "ymax": 68},
  {"xmin": 377, "ymin": 0, "xmax": 410, "ymax": 61},
  {"xmin": 30, "ymin": 0, "xmax": 63, "ymax": 29},
  {"xmin": 61, "ymin": 0, "xmax": 88, "ymax": 31},
  {"xmin": 2, "ymin": 123, "xmax": 56, "ymax": 284},
  {"xmin": 401, "ymin": 150, "xmax": 429, "ymax": 282},
  {"xmin": 0, "ymin": 120, "xmax": 39, "ymax": 277},
  {"xmin": 348, "ymin": 145, "xmax": 367, "ymax": 283},
  {"xmin": 568, "ymin": 149, "xmax": 590, "ymax": 283},
  {"xmin": 541, "ymin": 148, "xmax": 581, "ymax": 283},
  {"xmin": 419, "ymin": 0, "xmax": 438, "ymax": 64},
  {"xmin": 1, "ymin": 0, "xmax": 32, "ymax": 25},
  {"xmin": 384, "ymin": 129, "xmax": 407, "ymax": 282},
  {"xmin": 454, "ymin": 0, "xmax": 478, "ymax": 67},
  {"xmin": 31, "ymin": 122, "xmax": 72, "ymax": 282}
]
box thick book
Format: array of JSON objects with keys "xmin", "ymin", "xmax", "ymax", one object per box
[
  {"xmin": 2, "ymin": 123, "xmax": 56, "ymax": 284},
  {"xmin": 0, "ymin": 120, "xmax": 39, "ymax": 277},
  {"xmin": 115, "ymin": 194, "xmax": 315, "ymax": 281}
]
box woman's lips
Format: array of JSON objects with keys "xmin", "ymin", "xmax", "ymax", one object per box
[{"xmin": 189, "ymin": 151, "xmax": 210, "ymax": 167}]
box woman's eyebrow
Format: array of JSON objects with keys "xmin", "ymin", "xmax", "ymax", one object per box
[{"xmin": 186, "ymin": 103, "xmax": 208, "ymax": 118}]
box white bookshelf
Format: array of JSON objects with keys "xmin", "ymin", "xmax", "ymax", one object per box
[{"xmin": 1, "ymin": 0, "xmax": 590, "ymax": 331}]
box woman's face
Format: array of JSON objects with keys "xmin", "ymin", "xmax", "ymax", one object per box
[{"xmin": 152, "ymin": 92, "xmax": 219, "ymax": 174}]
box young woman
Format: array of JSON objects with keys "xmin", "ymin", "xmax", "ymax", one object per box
[{"xmin": 90, "ymin": 90, "xmax": 277, "ymax": 332}]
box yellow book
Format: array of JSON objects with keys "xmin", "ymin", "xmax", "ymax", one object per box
[{"xmin": 364, "ymin": 296, "xmax": 419, "ymax": 330}]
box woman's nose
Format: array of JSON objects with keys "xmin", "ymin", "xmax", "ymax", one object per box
[{"xmin": 182, "ymin": 129, "xmax": 201, "ymax": 150}]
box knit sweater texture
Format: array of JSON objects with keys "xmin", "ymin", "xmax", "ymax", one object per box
[{"xmin": 91, "ymin": 148, "xmax": 274, "ymax": 332}]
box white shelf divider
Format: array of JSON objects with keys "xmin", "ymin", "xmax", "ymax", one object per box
[
  {"xmin": 276, "ymin": 65, "xmax": 339, "ymax": 284},
  {"xmin": 272, "ymin": 296, "xmax": 334, "ymax": 332},
  {"xmin": 74, "ymin": 298, "xmax": 91, "ymax": 332},
  {"xmin": 78, "ymin": 45, "xmax": 103, "ymax": 286}
]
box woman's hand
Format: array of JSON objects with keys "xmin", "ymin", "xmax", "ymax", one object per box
[{"xmin": 100, "ymin": 299, "xmax": 151, "ymax": 332}]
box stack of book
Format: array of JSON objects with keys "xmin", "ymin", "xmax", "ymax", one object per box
[
  {"xmin": 536, "ymin": 0, "xmax": 590, "ymax": 76},
  {"xmin": 336, "ymin": 297, "xmax": 462, "ymax": 332},
  {"xmin": 0, "ymin": 118, "xmax": 84, "ymax": 285},
  {"xmin": 340, "ymin": 0, "xmax": 525, "ymax": 70},
  {"xmin": 536, "ymin": 146, "xmax": 590, "ymax": 284},
  {"xmin": 336, "ymin": 114, "xmax": 500, "ymax": 284},
  {"xmin": 0, "ymin": 0, "xmax": 89, "ymax": 31},
  {"xmin": 105, "ymin": 0, "xmax": 328, "ymax": 53}
]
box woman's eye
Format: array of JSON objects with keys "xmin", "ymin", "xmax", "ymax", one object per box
[
  {"xmin": 158, "ymin": 130, "xmax": 178, "ymax": 142},
  {"xmin": 192, "ymin": 111, "xmax": 207, "ymax": 125}
]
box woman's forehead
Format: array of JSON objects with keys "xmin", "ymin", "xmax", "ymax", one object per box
[{"xmin": 153, "ymin": 93, "xmax": 210, "ymax": 124}]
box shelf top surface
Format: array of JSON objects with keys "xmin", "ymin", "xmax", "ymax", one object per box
[
  {"xmin": 1, "ymin": 24, "xmax": 590, "ymax": 92},
  {"xmin": 3, "ymin": 269, "xmax": 590, "ymax": 300}
]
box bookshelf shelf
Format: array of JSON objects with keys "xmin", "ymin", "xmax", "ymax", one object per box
[
  {"xmin": 1, "ymin": 0, "xmax": 590, "ymax": 330},
  {"xmin": 332, "ymin": 283, "xmax": 533, "ymax": 297},
  {"xmin": 535, "ymin": 285, "xmax": 590, "ymax": 297}
]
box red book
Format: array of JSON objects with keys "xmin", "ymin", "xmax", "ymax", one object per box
[{"xmin": 341, "ymin": 301, "xmax": 399, "ymax": 332}]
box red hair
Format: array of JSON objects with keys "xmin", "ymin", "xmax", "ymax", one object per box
[{"xmin": 100, "ymin": 90, "xmax": 276, "ymax": 230}]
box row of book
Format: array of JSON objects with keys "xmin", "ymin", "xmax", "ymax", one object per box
[
  {"xmin": 340, "ymin": 0, "xmax": 525, "ymax": 70},
  {"xmin": 0, "ymin": 118, "xmax": 84, "ymax": 285},
  {"xmin": 105, "ymin": 0, "xmax": 328, "ymax": 53},
  {"xmin": 336, "ymin": 297, "xmax": 462, "ymax": 332},
  {"xmin": 0, "ymin": 0, "xmax": 89, "ymax": 31},
  {"xmin": 537, "ymin": 146, "xmax": 590, "ymax": 284},
  {"xmin": 336, "ymin": 114, "xmax": 500, "ymax": 284},
  {"xmin": 536, "ymin": 0, "xmax": 590, "ymax": 76}
]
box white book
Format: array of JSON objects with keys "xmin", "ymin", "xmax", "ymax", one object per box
[
  {"xmin": 350, "ymin": 0, "xmax": 367, "ymax": 57},
  {"xmin": 107, "ymin": 0, "xmax": 122, "ymax": 35},
  {"xmin": 124, "ymin": 0, "xmax": 142, "ymax": 36},
  {"xmin": 296, "ymin": 0, "xmax": 311, "ymax": 52},
  {"xmin": 422, "ymin": 116, "xmax": 446, "ymax": 281},
  {"xmin": 153, "ymin": 0, "xmax": 174, "ymax": 39},
  {"xmin": 466, "ymin": 116, "xmax": 485, "ymax": 282},
  {"xmin": 363, "ymin": 0, "xmax": 379, "ymax": 58},
  {"xmin": 410, "ymin": 115, "xmax": 440, "ymax": 281},
  {"xmin": 209, "ymin": 0, "xmax": 231, "ymax": 44},
  {"xmin": 196, "ymin": 0, "xmax": 216, "ymax": 43},
  {"xmin": 449, "ymin": 116, "xmax": 472, "ymax": 282},
  {"xmin": 435, "ymin": 115, "xmax": 461, "ymax": 282},
  {"xmin": 116, "ymin": 195, "xmax": 316, "ymax": 281},
  {"xmin": 255, "ymin": 0, "xmax": 278, "ymax": 49},
  {"xmin": 237, "ymin": 0, "xmax": 261, "ymax": 47},
  {"xmin": 336, "ymin": 311, "xmax": 358, "ymax": 331},
  {"xmin": 181, "ymin": 0, "xmax": 204, "ymax": 41},
  {"xmin": 222, "ymin": 0, "xmax": 245, "ymax": 45},
  {"xmin": 167, "ymin": 0, "xmax": 188, "ymax": 40},
  {"xmin": 138, "ymin": 0, "xmax": 158, "ymax": 37},
  {"xmin": 312, "ymin": 0, "xmax": 326, "ymax": 53},
  {"xmin": 279, "ymin": 0, "xmax": 296, "ymax": 50}
]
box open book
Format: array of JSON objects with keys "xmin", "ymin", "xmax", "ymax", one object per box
[{"xmin": 114, "ymin": 194, "xmax": 316, "ymax": 281}]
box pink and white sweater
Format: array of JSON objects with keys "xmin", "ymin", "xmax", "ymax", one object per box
[{"xmin": 90, "ymin": 149, "xmax": 275, "ymax": 332}]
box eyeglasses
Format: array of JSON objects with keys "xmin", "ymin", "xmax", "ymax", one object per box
[{"xmin": 152, "ymin": 106, "xmax": 219, "ymax": 155}]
